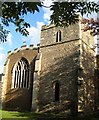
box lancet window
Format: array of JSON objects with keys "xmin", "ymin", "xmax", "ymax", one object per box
[
  {"xmin": 56, "ymin": 30, "xmax": 61, "ymax": 42},
  {"xmin": 54, "ymin": 82, "xmax": 60, "ymax": 102}
]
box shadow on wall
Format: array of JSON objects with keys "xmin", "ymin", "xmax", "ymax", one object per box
[
  {"xmin": 3, "ymin": 88, "xmax": 32, "ymax": 111},
  {"xmin": 78, "ymin": 44, "xmax": 98, "ymax": 114},
  {"xmin": 38, "ymin": 48, "xmax": 97, "ymax": 115},
  {"xmin": 2, "ymin": 58, "xmax": 36, "ymax": 112},
  {"xmin": 38, "ymin": 50, "xmax": 80, "ymax": 114},
  {"xmin": 94, "ymin": 56, "xmax": 99, "ymax": 111}
]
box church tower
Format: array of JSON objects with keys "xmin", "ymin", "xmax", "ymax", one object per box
[{"xmin": 37, "ymin": 21, "xmax": 96, "ymax": 114}]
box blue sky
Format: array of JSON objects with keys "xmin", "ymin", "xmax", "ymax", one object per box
[
  {"xmin": 0, "ymin": 0, "xmax": 98, "ymax": 73},
  {"xmin": 0, "ymin": 1, "xmax": 53, "ymax": 73}
]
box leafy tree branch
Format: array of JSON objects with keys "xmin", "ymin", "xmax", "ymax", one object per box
[{"xmin": 0, "ymin": 2, "xmax": 99, "ymax": 43}]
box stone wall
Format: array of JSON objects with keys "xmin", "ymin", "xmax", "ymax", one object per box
[
  {"xmin": 41, "ymin": 23, "xmax": 79, "ymax": 47},
  {"xmin": 0, "ymin": 77, "xmax": 2, "ymax": 110},
  {"xmin": 78, "ymin": 26, "xmax": 95, "ymax": 113},
  {"xmin": 32, "ymin": 52, "xmax": 42, "ymax": 111},
  {"xmin": 2, "ymin": 45, "xmax": 38, "ymax": 111},
  {"xmin": 95, "ymin": 55, "xmax": 99, "ymax": 111},
  {"xmin": 38, "ymin": 23, "xmax": 80, "ymax": 114},
  {"xmin": 0, "ymin": 74, "xmax": 3, "ymax": 105}
]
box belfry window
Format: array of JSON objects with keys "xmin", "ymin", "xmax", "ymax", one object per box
[
  {"xmin": 54, "ymin": 82, "xmax": 60, "ymax": 101},
  {"xmin": 12, "ymin": 57, "xmax": 29, "ymax": 88},
  {"xmin": 56, "ymin": 30, "xmax": 61, "ymax": 42}
]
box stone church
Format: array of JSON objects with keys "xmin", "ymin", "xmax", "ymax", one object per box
[{"xmin": 1, "ymin": 19, "xmax": 99, "ymax": 114}]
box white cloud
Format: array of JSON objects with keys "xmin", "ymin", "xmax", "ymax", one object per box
[
  {"xmin": 0, "ymin": 54, "xmax": 6, "ymax": 73},
  {"xmin": 7, "ymin": 32, "xmax": 13, "ymax": 46},
  {"xmin": 23, "ymin": 21, "xmax": 44, "ymax": 46},
  {"xmin": 42, "ymin": 1, "xmax": 53, "ymax": 24},
  {"xmin": 0, "ymin": 32, "xmax": 13, "ymax": 73},
  {"xmin": 0, "ymin": 46, "xmax": 6, "ymax": 73}
]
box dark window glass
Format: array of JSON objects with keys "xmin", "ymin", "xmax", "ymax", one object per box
[
  {"xmin": 56, "ymin": 30, "xmax": 61, "ymax": 42},
  {"xmin": 55, "ymin": 82, "xmax": 60, "ymax": 101}
]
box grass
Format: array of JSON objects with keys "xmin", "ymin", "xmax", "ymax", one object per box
[
  {"xmin": 0, "ymin": 110, "xmax": 99, "ymax": 120},
  {"xmin": 0, "ymin": 110, "xmax": 38, "ymax": 119}
]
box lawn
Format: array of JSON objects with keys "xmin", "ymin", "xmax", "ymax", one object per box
[
  {"xmin": 0, "ymin": 110, "xmax": 99, "ymax": 120},
  {"xmin": 0, "ymin": 110, "xmax": 37, "ymax": 119}
]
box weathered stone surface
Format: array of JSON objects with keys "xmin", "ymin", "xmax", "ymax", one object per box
[
  {"xmin": 78, "ymin": 29, "xmax": 95, "ymax": 113},
  {"xmin": 37, "ymin": 23, "xmax": 80, "ymax": 114},
  {"xmin": 40, "ymin": 23, "xmax": 79, "ymax": 47},
  {"xmin": 2, "ymin": 46, "xmax": 38, "ymax": 111}
]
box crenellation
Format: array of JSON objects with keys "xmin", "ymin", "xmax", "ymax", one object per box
[
  {"xmin": 26, "ymin": 48, "xmax": 29, "ymax": 50},
  {"xmin": 29, "ymin": 44, "xmax": 34, "ymax": 49},
  {"xmin": 10, "ymin": 52, "xmax": 14, "ymax": 56},
  {"xmin": 14, "ymin": 48, "xmax": 18, "ymax": 51},
  {"xmin": 37, "ymin": 43, "xmax": 40, "ymax": 47},
  {"xmin": 20, "ymin": 45, "xmax": 27, "ymax": 50},
  {"xmin": 33, "ymin": 47, "xmax": 38, "ymax": 50},
  {"xmin": 17, "ymin": 49, "xmax": 20, "ymax": 53},
  {"xmin": 7, "ymin": 51, "xmax": 12, "ymax": 56},
  {"xmin": 4, "ymin": 60, "xmax": 8, "ymax": 66},
  {"xmin": 8, "ymin": 51, "xmax": 11, "ymax": 53},
  {"xmin": 13, "ymin": 48, "xmax": 19, "ymax": 53}
]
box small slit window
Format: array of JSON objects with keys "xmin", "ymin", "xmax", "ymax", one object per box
[
  {"xmin": 54, "ymin": 82, "xmax": 60, "ymax": 102},
  {"xmin": 56, "ymin": 30, "xmax": 61, "ymax": 42}
]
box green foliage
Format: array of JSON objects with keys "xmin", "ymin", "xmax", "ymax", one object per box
[
  {"xmin": 50, "ymin": 2, "xmax": 99, "ymax": 27},
  {"xmin": 0, "ymin": 24, "xmax": 9, "ymax": 43},
  {"xmin": 1, "ymin": 2, "xmax": 99, "ymax": 43},
  {"xmin": 2, "ymin": 2, "xmax": 42, "ymax": 36}
]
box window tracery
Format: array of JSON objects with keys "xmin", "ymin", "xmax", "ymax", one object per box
[{"xmin": 12, "ymin": 57, "xmax": 29, "ymax": 88}]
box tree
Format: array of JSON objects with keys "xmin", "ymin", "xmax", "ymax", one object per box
[
  {"xmin": 50, "ymin": 2, "xmax": 99, "ymax": 26},
  {"xmin": 0, "ymin": 2, "xmax": 42, "ymax": 42},
  {"xmin": 0, "ymin": 24, "xmax": 9, "ymax": 43},
  {"xmin": 1, "ymin": 1, "xmax": 99, "ymax": 42},
  {"xmin": 81, "ymin": 18, "xmax": 99, "ymax": 36},
  {"xmin": 2, "ymin": 2, "xmax": 42, "ymax": 36}
]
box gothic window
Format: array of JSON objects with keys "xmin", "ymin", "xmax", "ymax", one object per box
[
  {"xmin": 56, "ymin": 30, "xmax": 61, "ymax": 42},
  {"xmin": 54, "ymin": 82, "xmax": 60, "ymax": 101},
  {"xmin": 12, "ymin": 57, "xmax": 29, "ymax": 89}
]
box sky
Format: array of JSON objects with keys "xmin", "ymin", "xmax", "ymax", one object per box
[
  {"xmin": 0, "ymin": 0, "xmax": 99, "ymax": 74},
  {"xmin": 0, "ymin": 1, "xmax": 53, "ymax": 73}
]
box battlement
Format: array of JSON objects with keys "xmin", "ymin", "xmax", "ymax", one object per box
[
  {"xmin": 4, "ymin": 44, "xmax": 39, "ymax": 66},
  {"xmin": 7, "ymin": 44, "xmax": 38, "ymax": 57}
]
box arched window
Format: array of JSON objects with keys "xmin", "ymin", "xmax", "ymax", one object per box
[
  {"xmin": 54, "ymin": 82, "xmax": 60, "ymax": 101},
  {"xmin": 56, "ymin": 30, "xmax": 61, "ymax": 42},
  {"xmin": 12, "ymin": 57, "xmax": 29, "ymax": 88}
]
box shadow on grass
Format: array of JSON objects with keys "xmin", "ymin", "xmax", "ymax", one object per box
[{"xmin": 1, "ymin": 110, "xmax": 99, "ymax": 120}]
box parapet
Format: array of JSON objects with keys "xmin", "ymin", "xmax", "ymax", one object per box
[
  {"xmin": 29, "ymin": 44, "xmax": 34, "ymax": 49},
  {"xmin": 7, "ymin": 51, "xmax": 11, "ymax": 56},
  {"xmin": 21, "ymin": 45, "xmax": 27, "ymax": 50},
  {"xmin": 6, "ymin": 44, "xmax": 39, "ymax": 58}
]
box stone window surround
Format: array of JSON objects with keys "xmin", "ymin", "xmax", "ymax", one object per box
[{"xmin": 12, "ymin": 57, "xmax": 30, "ymax": 89}]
